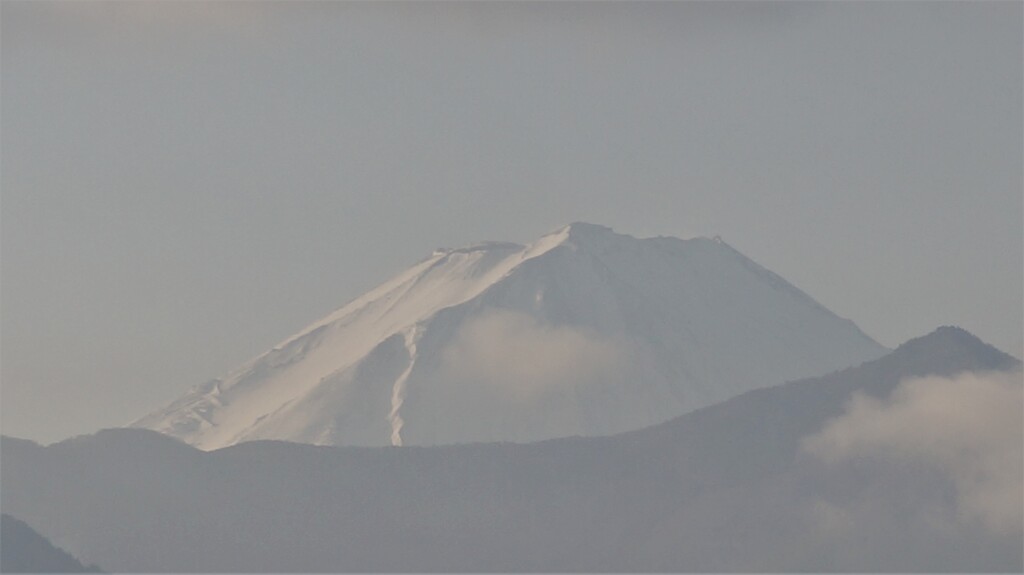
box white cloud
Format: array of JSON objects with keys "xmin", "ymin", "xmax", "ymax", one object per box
[
  {"xmin": 803, "ymin": 370, "xmax": 1023, "ymax": 536},
  {"xmin": 441, "ymin": 310, "xmax": 624, "ymax": 400}
]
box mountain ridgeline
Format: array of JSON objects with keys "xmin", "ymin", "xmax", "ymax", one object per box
[
  {"xmin": 4, "ymin": 327, "xmax": 1019, "ymax": 572},
  {"xmin": 131, "ymin": 223, "xmax": 886, "ymax": 449}
]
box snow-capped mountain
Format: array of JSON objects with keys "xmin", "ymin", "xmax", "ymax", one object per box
[{"xmin": 131, "ymin": 223, "xmax": 886, "ymax": 448}]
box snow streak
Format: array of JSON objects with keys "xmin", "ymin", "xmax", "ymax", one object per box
[{"xmin": 388, "ymin": 327, "xmax": 418, "ymax": 446}]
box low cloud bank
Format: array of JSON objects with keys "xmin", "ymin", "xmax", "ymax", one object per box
[
  {"xmin": 804, "ymin": 370, "xmax": 1023, "ymax": 536},
  {"xmin": 441, "ymin": 310, "xmax": 624, "ymax": 400}
]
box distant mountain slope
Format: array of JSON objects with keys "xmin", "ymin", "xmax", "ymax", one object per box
[
  {"xmin": 0, "ymin": 514, "xmax": 100, "ymax": 573},
  {"xmin": 131, "ymin": 222, "xmax": 885, "ymax": 449},
  {"xmin": 3, "ymin": 327, "xmax": 1017, "ymax": 572}
]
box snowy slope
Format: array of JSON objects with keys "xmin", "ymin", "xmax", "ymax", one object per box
[{"xmin": 131, "ymin": 223, "xmax": 887, "ymax": 448}]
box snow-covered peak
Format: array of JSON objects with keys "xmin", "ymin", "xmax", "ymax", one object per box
[
  {"xmin": 520, "ymin": 222, "xmax": 626, "ymax": 260},
  {"xmin": 558, "ymin": 221, "xmax": 618, "ymax": 240},
  {"xmin": 132, "ymin": 224, "xmax": 887, "ymax": 449}
]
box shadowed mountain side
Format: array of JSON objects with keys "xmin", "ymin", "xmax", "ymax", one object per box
[
  {"xmin": 2, "ymin": 327, "xmax": 1019, "ymax": 572},
  {"xmin": 0, "ymin": 514, "xmax": 102, "ymax": 573}
]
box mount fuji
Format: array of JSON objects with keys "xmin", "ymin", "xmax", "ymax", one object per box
[{"xmin": 131, "ymin": 223, "xmax": 886, "ymax": 448}]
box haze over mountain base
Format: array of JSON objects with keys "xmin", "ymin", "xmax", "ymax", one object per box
[{"xmin": 5, "ymin": 327, "xmax": 1019, "ymax": 572}]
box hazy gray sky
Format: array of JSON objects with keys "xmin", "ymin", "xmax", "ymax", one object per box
[{"xmin": 2, "ymin": 1, "xmax": 1021, "ymax": 444}]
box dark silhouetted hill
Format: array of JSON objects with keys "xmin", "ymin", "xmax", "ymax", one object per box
[
  {"xmin": 0, "ymin": 514, "xmax": 101, "ymax": 573},
  {"xmin": 2, "ymin": 327, "xmax": 1019, "ymax": 572}
]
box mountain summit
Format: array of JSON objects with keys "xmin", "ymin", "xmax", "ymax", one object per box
[{"xmin": 131, "ymin": 223, "xmax": 886, "ymax": 448}]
